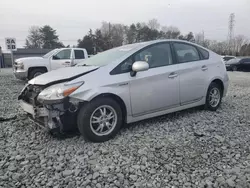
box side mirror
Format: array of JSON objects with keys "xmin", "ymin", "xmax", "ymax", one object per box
[
  {"xmin": 52, "ymin": 55, "xmax": 58, "ymax": 60},
  {"xmin": 130, "ymin": 61, "xmax": 149, "ymax": 77}
]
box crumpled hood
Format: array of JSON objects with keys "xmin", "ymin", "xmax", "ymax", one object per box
[
  {"xmin": 15, "ymin": 57, "xmax": 44, "ymax": 63},
  {"xmin": 28, "ymin": 66, "xmax": 99, "ymax": 85}
]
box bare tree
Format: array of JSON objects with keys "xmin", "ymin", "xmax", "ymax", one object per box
[
  {"xmin": 148, "ymin": 19, "xmax": 160, "ymax": 30},
  {"xmin": 161, "ymin": 26, "xmax": 180, "ymax": 39},
  {"xmin": 195, "ymin": 32, "xmax": 205, "ymax": 46},
  {"xmin": 100, "ymin": 22, "xmax": 125, "ymax": 47},
  {"xmin": 25, "ymin": 26, "xmax": 42, "ymax": 49},
  {"xmin": 233, "ymin": 35, "xmax": 249, "ymax": 54}
]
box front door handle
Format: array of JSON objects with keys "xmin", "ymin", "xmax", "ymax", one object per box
[
  {"xmin": 168, "ymin": 72, "xmax": 178, "ymax": 78},
  {"xmin": 201, "ymin": 65, "xmax": 208, "ymax": 71},
  {"xmin": 65, "ymin": 61, "xmax": 71, "ymax": 64}
]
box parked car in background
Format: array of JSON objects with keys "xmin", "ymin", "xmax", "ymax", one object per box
[
  {"xmin": 13, "ymin": 48, "xmax": 88, "ymax": 80},
  {"xmin": 18, "ymin": 39, "xmax": 229, "ymax": 142},
  {"xmin": 221, "ymin": 55, "xmax": 236, "ymax": 63},
  {"xmin": 225, "ymin": 57, "xmax": 250, "ymax": 71}
]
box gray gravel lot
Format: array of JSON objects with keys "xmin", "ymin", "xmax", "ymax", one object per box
[{"xmin": 0, "ymin": 68, "xmax": 250, "ymax": 188}]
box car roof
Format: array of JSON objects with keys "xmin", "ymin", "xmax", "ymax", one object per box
[
  {"xmin": 120, "ymin": 39, "xmax": 209, "ymax": 51},
  {"xmin": 55, "ymin": 47, "xmax": 86, "ymax": 50}
]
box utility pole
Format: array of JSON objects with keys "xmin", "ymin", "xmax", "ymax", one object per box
[
  {"xmin": 227, "ymin": 13, "xmax": 235, "ymax": 55},
  {"xmin": 108, "ymin": 22, "xmax": 112, "ymax": 48},
  {"xmin": 202, "ymin": 30, "xmax": 205, "ymax": 46}
]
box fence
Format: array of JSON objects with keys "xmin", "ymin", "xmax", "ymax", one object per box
[{"xmin": 3, "ymin": 48, "xmax": 52, "ymax": 67}]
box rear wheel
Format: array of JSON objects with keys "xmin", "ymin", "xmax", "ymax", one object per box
[
  {"xmin": 28, "ymin": 68, "xmax": 46, "ymax": 80},
  {"xmin": 77, "ymin": 97, "xmax": 123, "ymax": 142},
  {"xmin": 205, "ymin": 82, "xmax": 222, "ymax": 111}
]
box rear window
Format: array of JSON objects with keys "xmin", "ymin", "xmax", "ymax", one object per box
[
  {"xmin": 223, "ymin": 56, "xmax": 235, "ymax": 61},
  {"xmin": 198, "ymin": 47, "xmax": 209, "ymax": 59},
  {"xmin": 240, "ymin": 58, "xmax": 250, "ymax": 63},
  {"xmin": 74, "ymin": 50, "xmax": 85, "ymax": 59}
]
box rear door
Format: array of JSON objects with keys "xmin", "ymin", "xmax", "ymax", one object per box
[
  {"xmin": 172, "ymin": 42, "xmax": 209, "ymax": 105},
  {"xmin": 50, "ymin": 49, "xmax": 73, "ymax": 70},
  {"xmin": 73, "ymin": 49, "xmax": 86, "ymax": 66}
]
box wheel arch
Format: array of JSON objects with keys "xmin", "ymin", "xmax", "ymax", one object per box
[
  {"xmin": 28, "ymin": 66, "xmax": 48, "ymax": 77},
  {"xmin": 90, "ymin": 93, "xmax": 128, "ymax": 123},
  {"xmin": 208, "ymin": 78, "xmax": 224, "ymax": 95}
]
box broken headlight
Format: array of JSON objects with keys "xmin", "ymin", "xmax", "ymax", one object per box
[{"xmin": 37, "ymin": 81, "xmax": 84, "ymax": 103}]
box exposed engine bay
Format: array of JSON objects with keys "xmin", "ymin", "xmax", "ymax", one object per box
[{"xmin": 18, "ymin": 84, "xmax": 81, "ymax": 133}]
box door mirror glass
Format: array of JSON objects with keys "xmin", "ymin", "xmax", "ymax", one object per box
[{"xmin": 132, "ymin": 61, "xmax": 149, "ymax": 72}]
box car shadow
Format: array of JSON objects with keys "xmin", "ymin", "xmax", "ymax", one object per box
[
  {"xmin": 52, "ymin": 106, "xmax": 203, "ymax": 140},
  {"xmin": 122, "ymin": 106, "xmax": 202, "ymax": 130}
]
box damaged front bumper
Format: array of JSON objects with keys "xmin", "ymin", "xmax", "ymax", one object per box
[{"xmin": 18, "ymin": 84, "xmax": 80, "ymax": 132}]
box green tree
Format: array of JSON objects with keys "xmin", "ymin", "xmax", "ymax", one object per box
[
  {"xmin": 77, "ymin": 29, "xmax": 95, "ymax": 54},
  {"xmin": 39, "ymin": 25, "xmax": 64, "ymax": 48},
  {"xmin": 125, "ymin": 24, "xmax": 137, "ymax": 44}
]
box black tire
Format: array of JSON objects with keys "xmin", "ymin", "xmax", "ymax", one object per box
[
  {"xmin": 77, "ymin": 97, "xmax": 123, "ymax": 142},
  {"xmin": 205, "ymin": 82, "xmax": 222, "ymax": 111},
  {"xmin": 232, "ymin": 66, "xmax": 237, "ymax": 71},
  {"xmin": 28, "ymin": 68, "xmax": 46, "ymax": 80}
]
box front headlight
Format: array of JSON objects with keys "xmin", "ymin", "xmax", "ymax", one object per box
[
  {"xmin": 37, "ymin": 81, "xmax": 84, "ymax": 103},
  {"xmin": 16, "ymin": 62, "xmax": 24, "ymax": 69}
]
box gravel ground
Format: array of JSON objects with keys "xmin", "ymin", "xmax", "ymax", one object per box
[{"xmin": 0, "ymin": 68, "xmax": 250, "ymax": 188}]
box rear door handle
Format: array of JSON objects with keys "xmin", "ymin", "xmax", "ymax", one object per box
[
  {"xmin": 168, "ymin": 72, "xmax": 178, "ymax": 78},
  {"xmin": 201, "ymin": 65, "xmax": 208, "ymax": 71},
  {"xmin": 65, "ymin": 61, "xmax": 71, "ymax": 64}
]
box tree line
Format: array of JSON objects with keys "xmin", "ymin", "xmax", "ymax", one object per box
[
  {"xmin": 25, "ymin": 25, "xmax": 65, "ymax": 49},
  {"xmin": 25, "ymin": 19, "xmax": 250, "ymax": 56}
]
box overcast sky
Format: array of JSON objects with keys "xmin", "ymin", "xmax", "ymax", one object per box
[{"xmin": 0, "ymin": 0, "xmax": 250, "ymax": 49}]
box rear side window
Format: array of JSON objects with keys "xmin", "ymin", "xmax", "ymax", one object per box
[
  {"xmin": 198, "ymin": 47, "xmax": 209, "ymax": 59},
  {"xmin": 74, "ymin": 50, "xmax": 85, "ymax": 59},
  {"xmin": 173, "ymin": 43, "xmax": 200, "ymax": 63},
  {"xmin": 240, "ymin": 58, "xmax": 250, "ymax": 63}
]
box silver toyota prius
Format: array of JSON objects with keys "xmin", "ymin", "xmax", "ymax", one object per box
[{"xmin": 18, "ymin": 39, "xmax": 229, "ymax": 142}]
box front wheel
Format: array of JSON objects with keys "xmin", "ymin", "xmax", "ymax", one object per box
[
  {"xmin": 232, "ymin": 66, "xmax": 237, "ymax": 71},
  {"xmin": 77, "ymin": 97, "xmax": 123, "ymax": 142},
  {"xmin": 205, "ymin": 82, "xmax": 222, "ymax": 111},
  {"xmin": 28, "ymin": 68, "xmax": 46, "ymax": 80}
]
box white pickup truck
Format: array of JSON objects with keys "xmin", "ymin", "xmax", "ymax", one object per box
[{"xmin": 13, "ymin": 48, "xmax": 88, "ymax": 80}]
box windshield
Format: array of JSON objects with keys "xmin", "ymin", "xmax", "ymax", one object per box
[
  {"xmin": 77, "ymin": 43, "xmax": 143, "ymax": 67},
  {"xmin": 43, "ymin": 49, "xmax": 59, "ymax": 58},
  {"xmin": 226, "ymin": 58, "xmax": 239, "ymax": 64}
]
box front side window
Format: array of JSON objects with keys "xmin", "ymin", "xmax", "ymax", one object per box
[
  {"xmin": 74, "ymin": 50, "xmax": 85, "ymax": 59},
  {"xmin": 134, "ymin": 43, "xmax": 173, "ymax": 68},
  {"xmin": 173, "ymin": 43, "xmax": 200, "ymax": 63},
  {"xmin": 53, "ymin": 49, "xmax": 71, "ymax": 60},
  {"xmin": 111, "ymin": 43, "xmax": 173, "ymax": 75},
  {"xmin": 43, "ymin": 49, "xmax": 59, "ymax": 58}
]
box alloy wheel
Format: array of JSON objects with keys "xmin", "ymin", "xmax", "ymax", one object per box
[
  {"xmin": 90, "ymin": 105, "xmax": 118, "ymax": 136},
  {"xmin": 209, "ymin": 88, "xmax": 221, "ymax": 107}
]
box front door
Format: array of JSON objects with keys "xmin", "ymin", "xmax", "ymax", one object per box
[
  {"xmin": 172, "ymin": 42, "xmax": 209, "ymax": 105},
  {"xmin": 50, "ymin": 49, "xmax": 72, "ymax": 70},
  {"xmin": 129, "ymin": 43, "xmax": 180, "ymax": 116}
]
